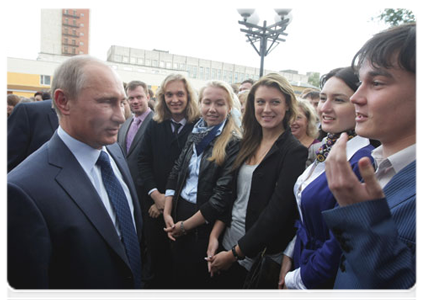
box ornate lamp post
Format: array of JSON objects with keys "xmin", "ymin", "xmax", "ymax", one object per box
[{"xmin": 238, "ymin": 9, "xmax": 293, "ymax": 77}]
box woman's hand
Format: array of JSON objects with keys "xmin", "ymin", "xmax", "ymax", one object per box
[
  {"xmin": 206, "ymin": 237, "xmax": 219, "ymax": 276},
  {"xmin": 209, "ymin": 250, "xmax": 236, "ymax": 274},
  {"xmin": 163, "ymin": 212, "xmax": 176, "ymax": 241},
  {"xmin": 278, "ymin": 255, "xmax": 293, "ymax": 289}
]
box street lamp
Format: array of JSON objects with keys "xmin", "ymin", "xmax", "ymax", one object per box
[{"xmin": 237, "ymin": 9, "xmax": 293, "ymax": 77}]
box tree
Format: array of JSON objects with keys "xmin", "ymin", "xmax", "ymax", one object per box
[
  {"xmin": 374, "ymin": 9, "xmax": 415, "ymax": 26},
  {"xmin": 307, "ymin": 72, "xmax": 320, "ymax": 88}
]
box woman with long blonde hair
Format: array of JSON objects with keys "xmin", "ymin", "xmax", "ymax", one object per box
[{"xmin": 163, "ymin": 80, "xmax": 241, "ymax": 288}]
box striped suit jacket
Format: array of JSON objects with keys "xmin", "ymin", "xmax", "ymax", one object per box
[{"xmin": 323, "ymin": 160, "xmax": 416, "ymax": 289}]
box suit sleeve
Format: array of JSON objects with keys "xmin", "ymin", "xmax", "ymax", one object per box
[
  {"xmin": 8, "ymin": 103, "xmax": 30, "ymax": 172},
  {"xmin": 322, "ymin": 198, "xmax": 416, "ymax": 288},
  {"xmin": 8, "ymin": 182, "xmax": 52, "ymax": 288},
  {"xmin": 137, "ymin": 121, "xmax": 156, "ymax": 192},
  {"xmin": 238, "ymin": 143, "xmax": 307, "ymax": 257}
]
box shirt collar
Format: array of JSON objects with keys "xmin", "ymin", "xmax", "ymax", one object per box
[
  {"xmin": 373, "ymin": 144, "xmax": 416, "ymax": 174},
  {"xmin": 171, "ymin": 117, "xmax": 187, "ymax": 126},
  {"xmin": 57, "ymin": 126, "xmax": 105, "ymax": 175},
  {"xmin": 345, "ymin": 135, "xmax": 370, "ymax": 161},
  {"xmin": 134, "ymin": 107, "xmax": 151, "ymax": 122}
]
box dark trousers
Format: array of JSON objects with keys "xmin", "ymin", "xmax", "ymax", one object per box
[
  {"xmin": 170, "ymin": 198, "xmax": 213, "ymax": 289},
  {"xmin": 210, "ymin": 250, "xmax": 248, "ymax": 289}
]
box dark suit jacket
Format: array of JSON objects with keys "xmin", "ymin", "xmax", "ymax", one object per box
[
  {"xmin": 7, "ymin": 133, "xmax": 143, "ymax": 289},
  {"xmin": 236, "ymin": 129, "xmax": 308, "ymax": 257},
  {"xmin": 117, "ymin": 112, "xmax": 154, "ymax": 187},
  {"xmin": 137, "ymin": 119, "xmax": 195, "ymax": 245},
  {"xmin": 7, "ymin": 100, "xmax": 59, "ymax": 172}
]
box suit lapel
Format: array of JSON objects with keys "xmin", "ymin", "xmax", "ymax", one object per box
[
  {"xmin": 127, "ymin": 111, "xmax": 153, "ymax": 156},
  {"xmin": 118, "ymin": 116, "xmax": 133, "ymax": 156},
  {"xmin": 48, "ymin": 134, "xmax": 131, "ymax": 267},
  {"xmin": 383, "ymin": 160, "xmax": 416, "ymax": 209}
]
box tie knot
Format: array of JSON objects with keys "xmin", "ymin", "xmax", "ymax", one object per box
[
  {"xmin": 134, "ymin": 118, "xmax": 142, "ymax": 126},
  {"xmin": 172, "ymin": 121, "xmax": 182, "ymax": 133},
  {"xmin": 96, "ymin": 151, "xmax": 111, "ymax": 168}
]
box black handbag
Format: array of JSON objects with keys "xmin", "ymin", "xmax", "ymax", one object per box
[{"xmin": 242, "ymin": 248, "xmax": 281, "ymax": 289}]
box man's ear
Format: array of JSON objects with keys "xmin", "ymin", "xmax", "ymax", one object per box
[{"xmin": 54, "ymin": 89, "xmax": 71, "ymax": 116}]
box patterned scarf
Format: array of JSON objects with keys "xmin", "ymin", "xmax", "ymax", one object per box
[
  {"xmin": 191, "ymin": 118, "xmax": 223, "ymax": 155},
  {"xmin": 315, "ymin": 130, "xmax": 356, "ymax": 163}
]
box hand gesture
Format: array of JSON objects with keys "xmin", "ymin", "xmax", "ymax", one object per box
[{"xmin": 325, "ymin": 133, "xmax": 385, "ymax": 206}]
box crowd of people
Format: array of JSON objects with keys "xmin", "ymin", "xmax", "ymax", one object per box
[{"xmin": 7, "ymin": 23, "xmax": 415, "ymax": 290}]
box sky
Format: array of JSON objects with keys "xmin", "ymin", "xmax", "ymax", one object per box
[{"xmin": 3, "ymin": 0, "xmax": 418, "ymax": 77}]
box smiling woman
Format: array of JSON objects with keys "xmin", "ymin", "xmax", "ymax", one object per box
[
  {"xmin": 206, "ymin": 73, "xmax": 308, "ymax": 288},
  {"xmin": 281, "ymin": 67, "xmax": 374, "ymax": 289},
  {"xmin": 162, "ymin": 80, "xmax": 241, "ymax": 288}
]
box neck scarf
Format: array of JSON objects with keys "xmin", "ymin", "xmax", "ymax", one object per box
[
  {"xmin": 191, "ymin": 118, "xmax": 224, "ymax": 155},
  {"xmin": 315, "ymin": 130, "xmax": 356, "ymax": 163}
]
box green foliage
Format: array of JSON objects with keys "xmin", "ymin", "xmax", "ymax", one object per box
[
  {"xmin": 374, "ymin": 9, "xmax": 415, "ymax": 26},
  {"xmin": 307, "ymin": 72, "xmax": 320, "ymax": 88}
]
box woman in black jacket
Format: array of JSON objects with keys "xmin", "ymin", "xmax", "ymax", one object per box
[
  {"xmin": 137, "ymin": 74, "xmax": 200, "ymax": 288},
  {"xmin": 207, "ymin": 73, "xmax": 307, "ymax": 288},
  {"xmin": 163, "ymin": 80, "xmax": 241, "ymax": 288}
]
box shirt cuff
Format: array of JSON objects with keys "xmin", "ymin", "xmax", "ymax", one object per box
[
  {"xmin": 165, "ymin": 189, "xmax": 175, "ymax": 197},
  {"xmin": 285, "ymin": 268, "xmax": 307, "ymax": 289},
  {"xmin": 283, "ymin": 236, "xmax": 296, "ymax": 258},
  {"xmin": 148, "ymin": 188, "xmax": 158, "ymax": 196}
]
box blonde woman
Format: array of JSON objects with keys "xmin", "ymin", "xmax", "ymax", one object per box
[{"xmin": 163, "ymin": 80, "xmax": 241, "ymax": 288}]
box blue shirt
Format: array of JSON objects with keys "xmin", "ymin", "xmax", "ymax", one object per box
[{"xmin": 57, "ymin": 126, "xmax": 136, "ymax": 237}]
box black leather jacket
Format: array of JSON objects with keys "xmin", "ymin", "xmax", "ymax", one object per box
[{"xmin": 166, "ymin": 131, "xmax": 240, "ymax": 224}]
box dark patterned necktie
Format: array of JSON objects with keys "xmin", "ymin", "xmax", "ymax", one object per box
[{"xmin": 96, "ymin": 151, "xmax": 142, "ymax": 288}]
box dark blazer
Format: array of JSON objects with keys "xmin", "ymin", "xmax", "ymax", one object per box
[
  {"xmin": 8, "ymin": 133, "xmax": 143, "ymax": 289},
  {"xmin": 7, "ymin": 100, "xmax": 59, "ymax": 172},
  {"xmin": 138, "ymin": 119, "xmax": 196, "ymax": 208},
  {"xmin": 166, "ymin": 129, "xmax": 240, "ymax": 224},
  {"xmin": 117, "ymin": 111, "xmax": 154, "ymax": 187},
  {"xmin": 323, "ymin": 160, "xmax": 416, "ymax": 289},
  {"xmin": 236, "ymin": 129, "xmax": 308, "ymax": 257}
]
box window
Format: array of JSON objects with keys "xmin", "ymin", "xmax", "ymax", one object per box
[
  {"xmin": 80, "ymin": 32, "xmax": 84, "ymax": 36},
  {"xmin": 40, "ymin": 75, "xmax": 51, "ymax": 86},
  {"xmin": 73, "ymin": 19, "xmax": 76, "ymax": 26},
  {"xmin": 80, "ymin": 23, "xmax": 84, "ymax": 27}
]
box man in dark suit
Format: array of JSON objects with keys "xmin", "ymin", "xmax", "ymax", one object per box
[
  {"xmin": 7, "ymin": 99, "xmax": 59, "ymax": 172},
  {"xmin": 8, "ymin": 55, "xmax": 143, "ymax": 289},
  {"xmin": 117, "ymin": 80, "xmax": 153, "ymax": 192},
  {"xmin": 323, "ymin": 23, "xmax": 415, "ymax": 289}
]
